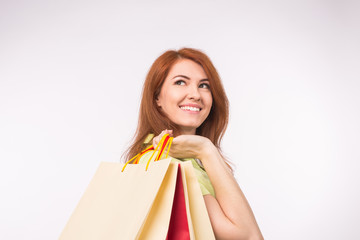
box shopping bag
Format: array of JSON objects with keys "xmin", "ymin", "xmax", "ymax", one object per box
[
  {"xmin": 134, "ymin": 163, "xmax": 190, "ymax": 240},
  {"xmin": 59, "ymin": 158, "xmax": 177, "ymax": 240},
  {"xmin": 166, "ymin": 165, "xmax": 189, "ymax": 240},
  {"xmin": 136, "ymin": 135, "xmax": 215, "ymax": 239},
  {"xmin": 156, "ymin": 135, "xmax": 215, "ymax": 239},
  {"xmin": 59, "ymin": 134, "xmax": 215, "ymax": 239},
  {"xmin": 180, "ymin": 161, "xmax": 215, "ymax": 240}
]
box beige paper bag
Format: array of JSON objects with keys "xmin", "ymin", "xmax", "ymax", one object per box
[
  {"xmin": 59, "ymin": 158, "xmax": 175, "ymax": 240},
  {"xmin": 135, "ymin": 161, "xmax": 178, "ymax": 239}
]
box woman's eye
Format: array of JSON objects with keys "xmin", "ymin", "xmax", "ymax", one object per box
[
  {"xmin": 175, "ymin": 80, "xmax": 186, "ymax": 85},
  {"xmin": 199, "ymin": 83, "xmax": 210, "ymax": 89}
]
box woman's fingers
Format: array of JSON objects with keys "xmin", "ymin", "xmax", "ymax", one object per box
[{"xmin": 152, "ymin": 129, "xmax": 173, "ymax": 147}]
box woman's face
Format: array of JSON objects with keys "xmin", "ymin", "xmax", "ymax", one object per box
[{"xmin": 156, "ymin": 59, "xmax": 213, "ymax": 135}]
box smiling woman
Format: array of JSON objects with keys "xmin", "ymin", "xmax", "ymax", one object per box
[
  {"xmin": 126, "ymin": 48, "xmax": 230, "ymax": 160},
  {"xmin": 155, "ymin": 59, "xmax": 213, "ymax": 135},
  {"xmin": 125, "ymin": 48, "xmax": 263, "ymax": 240}
]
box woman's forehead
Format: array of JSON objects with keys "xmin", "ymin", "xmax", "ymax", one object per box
[{"xmin": 167, "ymin": 59, "xmax": 207, "ymax": 79}]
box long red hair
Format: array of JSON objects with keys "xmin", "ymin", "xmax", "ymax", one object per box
[{"xmin": 124, "ymin": 48, "xmax": 231, "ymax": 168}]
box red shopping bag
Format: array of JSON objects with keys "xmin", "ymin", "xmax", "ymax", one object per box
[{"xmin": 167, "ymin": 164, "xmax": 190, "ymax": 240}]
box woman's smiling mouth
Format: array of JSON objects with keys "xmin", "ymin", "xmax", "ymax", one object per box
[{"xmin": 179, "ymin": 105, "xmax": 202, "ymax": 112}]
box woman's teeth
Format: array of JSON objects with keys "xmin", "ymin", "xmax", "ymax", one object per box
[{"xmin": 180, "ymin": 106, "xmax": 200, "ymax": 112}]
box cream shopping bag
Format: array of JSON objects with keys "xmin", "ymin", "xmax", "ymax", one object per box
[{"xmin": 59, "ymin": 158, "xmax": 179, "ymax": 240}]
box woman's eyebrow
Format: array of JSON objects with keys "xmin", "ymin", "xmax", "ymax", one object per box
[
  {"xmin": 172, "ymin": 75, "xmax": 190, "ymax": 80},
  {"xmin": 172, "ymin": 75, "xmax": 209, "ymax": 82},
  {"xmin": 199, "ymin": 79, "xmax": 209, "ymax": 82}
]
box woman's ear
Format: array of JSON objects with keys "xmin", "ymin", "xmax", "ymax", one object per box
[{"xmin": 155, "ymin": 96, "xmax": 161, "ymax": 108}]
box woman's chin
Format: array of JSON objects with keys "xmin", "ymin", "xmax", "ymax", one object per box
[{"xmin": 176, "ymin": 125, "xmax": 200, "ymax": 135}]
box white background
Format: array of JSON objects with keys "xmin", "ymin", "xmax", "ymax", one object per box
[{"xmin": 1, "ymin": 0, "xmax": 359, "ymax": 239}]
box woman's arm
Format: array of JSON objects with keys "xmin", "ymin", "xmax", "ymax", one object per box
[
  {"xmin": 199, "ymin": 140, "xmax": 263, "ymax": 240},
  {"xmin": 153, "ymin": 132, "xmax": 264, "ymax": 240}
]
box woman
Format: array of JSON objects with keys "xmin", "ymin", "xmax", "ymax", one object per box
[{"xmin": 125, "ymin": 48, "xmax": 263, "ymax": 240}]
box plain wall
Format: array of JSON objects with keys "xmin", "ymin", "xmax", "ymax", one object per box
[{"xmin": 1, "ymin": 0, "xmax": 359, "ymax": 239}]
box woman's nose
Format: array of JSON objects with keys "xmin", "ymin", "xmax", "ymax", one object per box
[{"xmin": 187, "ymin": 85, "xmax": 201, "ymax": 101}]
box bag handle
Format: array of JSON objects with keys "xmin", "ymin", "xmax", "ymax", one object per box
[
  {"xmin": 121, "ymin": 145, "xmax": 154, "ymax": 172},
  {"xmin": 121, "ymin": 134, "xmax": 173, "ymax": 172},
  {"xmin": 145, "ymin": 134, "xmax": 173, "ymax": 170}
]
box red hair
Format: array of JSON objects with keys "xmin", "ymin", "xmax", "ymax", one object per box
[{"xmin": 124, "ymin": 48, "xmax": 231, "ymax": 169}]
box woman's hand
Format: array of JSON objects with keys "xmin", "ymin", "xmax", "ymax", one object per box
[
  {"xmin": 152, "ymin": 129, "xmax": 174, "ymax": 147},
  {"xmin": 152, "ymin": 129, "xmax": 213, "ymax": 160}
]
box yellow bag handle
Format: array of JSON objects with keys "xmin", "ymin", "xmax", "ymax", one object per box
[
  {"xmin": 145, "ymin": 134, "xmax": 173, "ymax": 170},
  {"xmin": 121, "ymin": 134, "xmax": 173, "ymax": 172}
]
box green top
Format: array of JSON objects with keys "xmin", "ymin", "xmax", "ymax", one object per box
[{"xmin": 139, "ymin": 134, "xmax": 215, "ymax": 197}]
